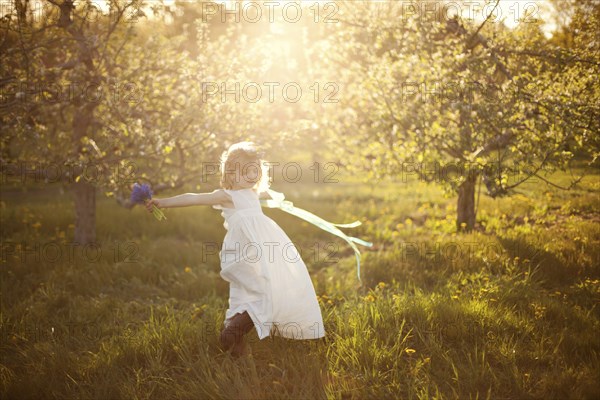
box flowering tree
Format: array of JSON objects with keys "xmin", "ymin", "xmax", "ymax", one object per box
[
  {"xmin": 323, "ymin": 0, "xmax": 599, "ymax": 231},
  {"xmin": 1, "ymin": 0, "xmax": 248, "ymax": 244}
]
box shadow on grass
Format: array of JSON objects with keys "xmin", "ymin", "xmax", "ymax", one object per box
[{"xmin": 497, "ymin": 235, "xmax": 594, "ymax": 288}]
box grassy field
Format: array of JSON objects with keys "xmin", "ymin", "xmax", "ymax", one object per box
[{"xmin": 1, "ymin": 170, "xmax": 599, "ymax": 399}]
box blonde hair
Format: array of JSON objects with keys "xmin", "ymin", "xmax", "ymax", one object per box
[{"xmin": 219, "ymin": 141, "xmax": 271, "ymax": 192}]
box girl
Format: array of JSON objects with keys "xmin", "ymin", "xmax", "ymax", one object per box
[{"xmin": 146, "ymin": 141, "xmax": 325, "ymax": 358}]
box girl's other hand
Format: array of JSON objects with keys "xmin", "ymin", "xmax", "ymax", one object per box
[{"xmin": 146, "ymin": 199, "xmax": 161, "ymax": 213}]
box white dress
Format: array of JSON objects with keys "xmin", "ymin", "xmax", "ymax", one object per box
[{"xmin": 213, "ymin": 188, "xmax": 325, "ymax": 341}]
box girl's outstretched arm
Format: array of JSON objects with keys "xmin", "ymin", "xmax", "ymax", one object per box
[{"xmin": 146, "ymin": 189, "xmax": 229, "ymax": 211}]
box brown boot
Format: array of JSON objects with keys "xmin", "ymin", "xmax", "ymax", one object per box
[{"xmin": 219, "ymin": 311, "xmax": 254, "ymax": 357}]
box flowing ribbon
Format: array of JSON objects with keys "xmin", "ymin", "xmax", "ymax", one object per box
[{"xmin": 259, "ymin": 189, "xmax": 373, "ymax": 282}]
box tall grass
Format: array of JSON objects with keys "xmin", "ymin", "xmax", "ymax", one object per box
[{"xmin": 1, "ymin": 171, "xmax": 599, "ymax": 399}]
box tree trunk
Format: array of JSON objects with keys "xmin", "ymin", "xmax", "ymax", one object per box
[
  {"xmin": 457, "ymin": 173, "xmax": 477, "ymax": 232},
  {"xmin": 73, "ymin": 180, "xmax": 96, "ymax": 244},
  {"xmin": 72, "ymin": 103, "xmax": 96, "ymax": 245}
]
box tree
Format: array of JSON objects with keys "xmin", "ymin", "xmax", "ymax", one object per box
[
  {"xmin": 324, "ymin": 0, "xmax": 599, "ymax": 231},
  {"xmin": 1, "ymin": 0, "xmax": 342, "ymax": 246},
  {"xmin": 0, "ymin": 0, "xmax": 235, "ymax": 244}
]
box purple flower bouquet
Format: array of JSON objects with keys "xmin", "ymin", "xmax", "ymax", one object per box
[{"xmin": 130, "ymin": 183, "xmax": 167, "ymax": 221}]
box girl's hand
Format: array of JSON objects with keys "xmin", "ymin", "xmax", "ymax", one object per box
[{"xmin": 146, "ymin": 199, "xmax": 161, "ymax": 213}]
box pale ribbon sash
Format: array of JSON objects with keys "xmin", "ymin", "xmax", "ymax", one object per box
[{"xmin": 259, "ymin": 189, "xmax": 373, "ymax": 282}]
